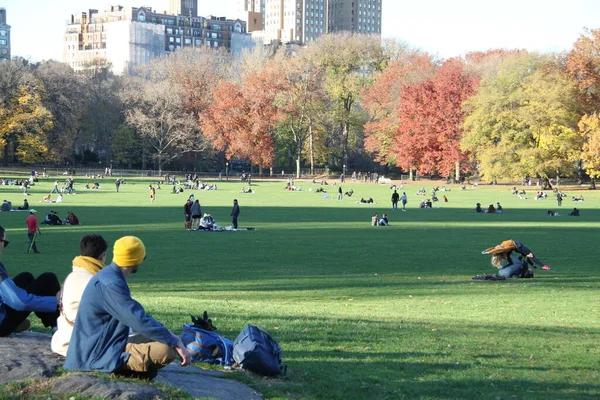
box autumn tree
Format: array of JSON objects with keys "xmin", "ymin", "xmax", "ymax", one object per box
[
  {"xmin": 33, "ymin": 61, "xmax": 85, "ymax": 159},
  {"xmin": 0, "ymin": 61, "xmax": 57, "ymax": 164},
  {"xmin": 578, "ymin": 113, "xmax": 600, "ymax": 186},
  {"xmin": 78, "ymin": 59, "xmax": 123, "ymax": 163},
  {"xmin": 462, "ymin": 52, "xmax": 583, "ymax": 181},
  {"xmin": 200, "ymin": 67, "xmax": 282, "ymax": 170},
  {"xmin": 363, "ymin": 52, "xmax": 435, "ymax": 167},
  {"xmin": 386, "ymin": 59, "xmax": 478, "ymax": 179},
  {"xmin": 120, "ymin": 75, "xmax": 202, "ymax": 173},
  {"xmin": 307, "ymin": 33, "xmax": 386, "ymax": 172},
  {"xmin": 272, "ymin": 50, "xmax": 327, "ymax": 177},
  {"xmin": 566, "ymin": 28, "xmax": 600, "ymax": 114}
]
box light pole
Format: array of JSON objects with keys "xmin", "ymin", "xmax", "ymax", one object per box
[{"xmin": 226, "ymin": 161, "xmax": 229, "ymax": 181}]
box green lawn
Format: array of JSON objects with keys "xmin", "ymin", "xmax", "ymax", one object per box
[{"xmin": 0, "ymin": 175, "xmax": 598, "ymax": 399}]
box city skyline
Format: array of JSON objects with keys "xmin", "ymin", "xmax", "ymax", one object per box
[{"xmin": 1, "ymin": 0, "xmax": 600, "ymax": 62}]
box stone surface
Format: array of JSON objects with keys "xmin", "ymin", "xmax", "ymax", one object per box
[
  {"xmin": 0, "ymin": 331, "xmax": 64, "ymax": 384},
  {"xmin": 155, "ymin": 363, "xmax": 262, "ymax": 400},
  {"xmin": 51, "ymin": 374, "xmax": 161, "ymax": 400},
  {"xmin": 0, "ymin": 332, "xmax": 262, "ymax": 399}
]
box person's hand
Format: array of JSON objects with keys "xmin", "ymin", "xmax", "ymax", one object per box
[
  {"xmin": 542, "ymin": 265, "xmax": 551, "ymax": 270},
  {"xmin": 175, "ymin": 341, "xmax": 191, "ymax": 366},
  {"xmin": 526, "ymin": 252, "xmax": 534, "ymax": 258}
]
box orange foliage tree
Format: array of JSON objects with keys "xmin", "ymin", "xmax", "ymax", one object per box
[
  {"xmin": 363, "ymin": 53, "xmax": 435, "ymax": 166},
  {"xmin": 391, "ymin": 59, "xmax": 479, "ymax": 179},
  {"xmin": 200, "ymin": 66, "xmax": 284, "ymax": 169}
]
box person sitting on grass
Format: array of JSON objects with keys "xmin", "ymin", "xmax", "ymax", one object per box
[
  {"xmin": 378, "ymin": 214, "xmax": 389, "ymax": 226},
  {"xmin": 569, "ymin": 208, "xmax": 580, "ymax": 216},
  {"xmin": 371, "ymin": 213, "xmax": 378, "ymax": 226},
  {"xmin": 481, "ymin": 239, "xmax": 551, "ymax": 279},
  {"xmin": 64, "ymin": 236, "xmax": 191, "ymax": 380},
  {"xmin": 64, "ymin": 212, "xmax": 80, "ymax": 225},
  {"xmin": 0, "ymin": 225, "xmax": 60, "ymax": 337},
  {"xmin": 495, "ymin": 203, "xmax": 503, "ymax": 214},
  {"xmin": 17, "ymin": 199, "xmax": 29, "ymax": 210},
  {"xmin": 572, "ymin": 195, "xmax": 584, "ymax": 202},
  {"xmin": 486, "ymin": 204, "xmax": 496, "ymax": 214},
  {"xmin": 547, "ymin": 210, "xmax": 560, "ymax": 217},
  {"xmin": 51, "ymin": 234, "xmax": 108, "ymax": 356},
  {"xmin": 199, "ymin": 213, "xmax": 215, "ymax": 230}
]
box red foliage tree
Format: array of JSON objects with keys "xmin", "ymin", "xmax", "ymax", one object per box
[
  {"xmin": 391, "ymin": 59, "xmax": 479, "ymax": 178},
  {"xmin": 199, "ymin": 66, "xmax": 284, "ymax": 168},
  {"xmin": 566, "ymin": 28, "xmax": 600, "ymax": 114},
  {"xmin": 363, "ymin": 53, "xmax": 435, "ymax": 165}
]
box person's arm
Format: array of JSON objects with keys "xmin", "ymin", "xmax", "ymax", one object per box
[
  {"xmin": 101, "ymin": 279, "xmax": 179, "ymax": 348},
  {"xmin": 0, "ymin": 270, "xmax": 57, "ymax": 313},
  {"xmin": 513, "ymin": 241, "xmax": 544, "ymax": 267}
]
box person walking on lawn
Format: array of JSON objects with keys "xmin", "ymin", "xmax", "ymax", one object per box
[
  {"xmin": 26, "ymin": 209, "xmax": 41, "ymax": 254},
  {"xmin": 64, "ymin": 236, "xmax": 191, "ymax": 380}
]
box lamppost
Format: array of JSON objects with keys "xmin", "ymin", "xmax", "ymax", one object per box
[{"xmin": 226, "ymin": 161, "xmax": 229, "ymax": 181}]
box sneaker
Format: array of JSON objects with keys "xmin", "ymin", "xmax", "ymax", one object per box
[{"xmin": 15, "ymin": 319, "xmax": 31, "ymax": 333}]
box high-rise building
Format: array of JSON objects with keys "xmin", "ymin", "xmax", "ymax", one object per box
[
  {"xmin": 328, "ymin": 0, "xmax": 381, "ymax": 35},
  {"xmin": 64, "ymin": 6, "xmax": 246, "ymax": 75},
  {"xmin": 237, "ymin": 0, "xmax": 264, "ymax": 32},
  {"xmin": 263, "ymin": 0, "xmax": 328, "ymax": 44},
  {"xmin": 0, "ymin": 8, "xmax": 11, "ymax": 61},
  {"xmin": 169, "ymin": 0, "xmax": 198, "ymax": 18}
]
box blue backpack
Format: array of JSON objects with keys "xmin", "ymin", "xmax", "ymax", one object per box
[
  {"xmin": 181, "ymin": 324, "xmax": 234, "ymax": 366},
  {"xmin": 233, "ymin": 324, "xmax": 286, "ymax": 376}
]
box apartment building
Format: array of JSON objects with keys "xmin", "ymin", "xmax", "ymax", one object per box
[
  {"xmin": 328, "ymin": 0, "xmax": 382, "ymax": 35},
  {"xmin": 237, "ymin": 0, "xmax": 264, "ymax": 32},
  {"xmin": 64, "ymin": 4, "xmax": 246, "ymax": 75},
  {"xmin": 0, "ymin": 8, "xmax": 10, "ymax": 61},
  {"xmin": 263, "ymin": 0, "xmax": 328, "ymax": 44},
  {"xmin": 261, "ymin": 0, "xmax": 380, "ymax": 45}
]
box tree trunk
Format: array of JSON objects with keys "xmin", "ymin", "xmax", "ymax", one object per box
[
  {"xmin": 296, "ymin": 155, "xmax": 301, "ymax": 179},
  {"xmin": 308, "ymin": 121, "xmax": 315, "ymax": 176},
  {"xmin": 455, "ymin": 161, "xmax": 460, "ymax": 183}
]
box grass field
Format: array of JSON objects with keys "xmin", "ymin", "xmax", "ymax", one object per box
[{"xmin": 0, "ymin": 175, "xmax": 598, "ymax": 399}]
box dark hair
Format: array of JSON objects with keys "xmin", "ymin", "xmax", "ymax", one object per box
[
  {"xmin": 80, "ymin": 234, "xmax": 108, "ymax": 259},
  {"xmin": 0, "ymin": 225, "xmax": 4, "ymax": 239}
]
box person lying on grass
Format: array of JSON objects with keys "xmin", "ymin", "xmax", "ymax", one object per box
[
  {"xmin": 64, "ymin": 236, "xmax": 191, "ymax": 380},
  {"xmin": 481, "ymin": 240, "xmax": 551, "ymax": 279}
]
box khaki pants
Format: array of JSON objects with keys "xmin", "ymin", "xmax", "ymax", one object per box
[{"xmin": 117, "ymin": 335, "xmax": 177, "ymax": 380}]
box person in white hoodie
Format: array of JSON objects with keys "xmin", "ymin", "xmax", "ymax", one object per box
[{"xmin": 51, "ymin": 234, "xmax": 108, "ymax": 356}]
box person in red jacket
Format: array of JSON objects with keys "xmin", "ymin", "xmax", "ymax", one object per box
[{"xmin": 26, "ymin": 209, "xmax": 41, "ymax": 254}]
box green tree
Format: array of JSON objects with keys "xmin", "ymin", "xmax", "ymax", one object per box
[
  {"xmin": 462, "ymin": 53, "xmax": 583, "ymax": 181},
  {"xmin": 307, "ymin": 33, "xmax": 386, "ymax": 172}
]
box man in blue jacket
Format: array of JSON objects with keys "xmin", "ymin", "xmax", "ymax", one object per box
[
  {"xmin": 0, "ymin": 225, "xmax": 60, "ymax": 336},
  {"xmin": 65, "ymin": 236, "xmax": 191, "ymax": 379}
]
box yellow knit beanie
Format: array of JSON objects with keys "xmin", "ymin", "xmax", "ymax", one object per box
[{"xmin": 113, "ymin": 236, "xmax": 146, "ymax": 268}]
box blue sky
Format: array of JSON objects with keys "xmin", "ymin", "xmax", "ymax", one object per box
[{"xmin": 1, "ymin": 0, "xmax": 599, "ymax": 61}]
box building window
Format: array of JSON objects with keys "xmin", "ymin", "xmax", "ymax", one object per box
[
  {"xmin": 169, "ymin": 37, "xmax": 174, "ymax": 42},
  {"xmin": 138, "ymin": 13, "xmax": 146, "ymax": 22},
  {"xmin": 176, "ymin": 37, "xmax": 181, "ymax": 43},
  {"xmin": 0, "ymin": 39, "xmax": 6, "ymax": 45},
  {"xmin": 167, "ymin": 28, "xmax": 173, "ymax": 34},
  {"xmin": 0, "ymin": 30, "xmax": 6, "ymax": 36}
]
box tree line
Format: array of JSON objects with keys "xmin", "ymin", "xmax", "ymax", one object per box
[{"xmin": 1, "ymin": 30, "xmax": 599, "ymax": 181}]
